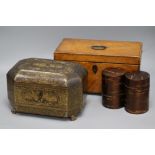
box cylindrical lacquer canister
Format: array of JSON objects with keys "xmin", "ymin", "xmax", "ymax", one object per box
[
  {"xmin": 102, "ymin": 68, "xmax": 126, "ymax": 109},
  {"xmin": 124, "ymin": 71, "xmax": 150, "ymax": 114}
]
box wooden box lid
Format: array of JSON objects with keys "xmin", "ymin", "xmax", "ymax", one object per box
[{"xmin": 54, "ymin": 38, "xmax": 142, "ymax": 65}]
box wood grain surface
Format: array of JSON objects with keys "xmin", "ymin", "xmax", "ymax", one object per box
[{"xmin": 54, "ymin": 38, "xmax": 142, "ymax": 94}]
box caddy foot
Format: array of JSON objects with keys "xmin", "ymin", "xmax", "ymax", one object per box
[
  {"xmin": 11, "ymin": 109, "xmax": 16, "ymax": 114},
  {"xmin": 70, "ymin": 115, "xmax": 77, "ymax": 121}
]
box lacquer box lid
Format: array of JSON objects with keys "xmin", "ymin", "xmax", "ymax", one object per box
[
  {"xmin": 54, "ymin": 38, "xmax": 142, "ymax": 65},
  {"xmin": 8, "ymin": 58, "xmax": 87, "ymax": 86}
]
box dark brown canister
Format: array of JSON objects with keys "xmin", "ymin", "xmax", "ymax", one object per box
[
  {"xmin": 124, "ymin": 71, "xmax": 150, "ymax": 114},
  {"xmin": 102, "ymin": 68, "xmax": 126, "ymax": 109}
]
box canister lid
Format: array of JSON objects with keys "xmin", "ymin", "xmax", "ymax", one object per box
[
  {"xmin": 102, "ymin": 68, "xmax": 126, "ymax": 78},
  {"xmin": 125, "ymin": 71, "xmax": 150, "ymax": 88}
]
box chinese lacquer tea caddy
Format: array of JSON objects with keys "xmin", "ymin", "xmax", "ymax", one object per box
[
  {"xmin": 7, "ymin": 58, "xmax": 87, "ymax": 120},
  {"xmin": 102, "ymin": 68, "xmax": 126, "ymax": 109},
  {"xmin": 54, "ymin": 38, "xmax": 142, "ymax": 94},
  {"xmin": 124, "ymin": 71, "xmax": 150, "ymax": 114}
]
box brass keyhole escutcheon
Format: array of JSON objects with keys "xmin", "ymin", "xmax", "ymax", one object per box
[{"xmin": 92, "ymin": 65, "xmax": 98, "ymax": 74}]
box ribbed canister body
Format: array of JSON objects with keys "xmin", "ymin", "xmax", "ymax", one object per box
[
  {"xmin": 102, "ymin": 68, "xmax": 126, "ymax": 109},
  {"xmin": 124, "ymin": 71, "xmax": 150, "ymax": 114}
]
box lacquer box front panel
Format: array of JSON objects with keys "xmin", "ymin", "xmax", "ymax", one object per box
[{"xmin": 14, "ymin": 83, "xmax": 68, "ymax": 117}]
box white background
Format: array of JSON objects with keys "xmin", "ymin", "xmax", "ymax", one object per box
[
  {"xmin": 0, "ymin": 26, "xmax": 155, "ymax": 129},
  {"xmin": 0, "ymin": 0, "xmax": 155, "ymax": 155}
]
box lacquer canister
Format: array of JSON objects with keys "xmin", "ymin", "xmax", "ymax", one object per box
[
  {"xmin": 124, "ymin": 71, "xmax": 150, "ymax": 114},
  {"xmin": 102, "ymin": 68, "xmax": 126, "ymax": 109}
]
